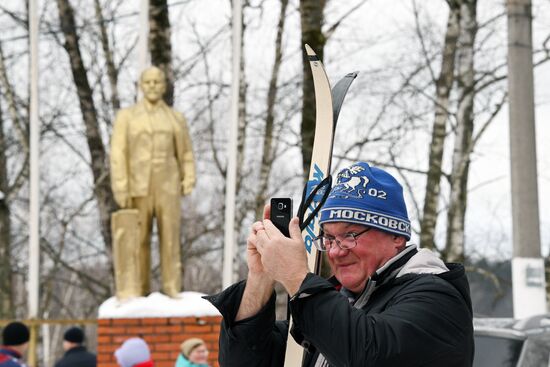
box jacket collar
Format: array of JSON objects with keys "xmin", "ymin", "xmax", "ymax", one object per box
[
  {"xmin": 0, "ymin": 347, "xmax": 22, "ymax": 359},
  {"xmin": 396, "ymin": 248, "xmax": 448, "ymax": 277},
  {"xmin": 372, "ymin": 244, "xmax": 419, "ymax": 282},
  {"xmin": 350, "ymin": 245, "xmax": 418, "ymax": 308},
  {"xmin": 65, "ymin": 345, "xmax": 87, "ymax": 355}
]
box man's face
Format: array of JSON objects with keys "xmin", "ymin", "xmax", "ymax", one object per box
[
  {"xmin": 324, "ymin": 222, "xmax": 401, "ymax": 293},
  {"xmin": 62, "ymin": 341, "xmax": 76, "ymax": 351},
  {"xmin": 140, "ymin": 69, "xmax": 166, "ymax": 103}
]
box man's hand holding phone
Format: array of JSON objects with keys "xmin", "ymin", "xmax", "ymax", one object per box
[
  {"xmin": 249, "ymin": 198, "xmax": 308, "ymax": 296},
  {"xmin": 270, "ymin": 198, "xmax": 292, "ymax": 237}
]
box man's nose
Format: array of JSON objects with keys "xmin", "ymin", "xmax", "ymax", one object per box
[{"xmin": 328, "ymin": 244, "xmax": 348, "ymax": 257}]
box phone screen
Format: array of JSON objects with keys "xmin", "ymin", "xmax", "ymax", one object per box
[{"xmin": 270, "ymin": 198, "xmax": 293, "ymax": 237}]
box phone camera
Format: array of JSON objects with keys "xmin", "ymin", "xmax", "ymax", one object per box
[{"xmin": 278, "ymin": 202, "xmax": 284, "ymax": 210}]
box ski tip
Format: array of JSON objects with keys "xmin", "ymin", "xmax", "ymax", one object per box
[
  {"xmin": 304, "ymin": 43, "xmax": 319, "ymax": 56},
  {"xmin": 304, "ymin": 44, "xmax": 318, "ymax": 60},
  {"xmin": 346, "ymin": 71, "xmax": 359, "ymax": 78}
]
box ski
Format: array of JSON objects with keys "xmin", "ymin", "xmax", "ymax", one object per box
[
  {"xmin": 331, "ymin": 72, "xmax": 358, "ymax": 129},
  {"xmin": 300, "ymin": 44, "xmax": 334, "ymax": 274},
  {"xmin": 283, "ymin": 44, "xmax": 357, "ymax": 366}
]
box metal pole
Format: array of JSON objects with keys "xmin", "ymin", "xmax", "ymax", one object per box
[
  {"xmin": 41, "ymin": 320, "xmax": 50, "ymax": 367},
  {"xmin": 222, "ymin": 0, "xmax": 242, "ymax": 289},
  {"xmin": 507, "ymin": 0, "xmax": 546, "ymax": 318},
  {"xmin": 28, "ymin": 0, "xmax": 40, "ymax": 365}
]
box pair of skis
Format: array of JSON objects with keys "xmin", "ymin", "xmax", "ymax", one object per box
[{"xmin": 284, "ymin": 44, "xmax": 357, "ymax": 366}]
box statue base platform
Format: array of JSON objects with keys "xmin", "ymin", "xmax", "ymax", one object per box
[{"xmin": 97, "ymin": 291, "xmax": 221, "ymax": 367}]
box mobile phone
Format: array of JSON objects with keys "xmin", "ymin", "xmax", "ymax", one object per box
[{"xmin": 270, "ymin": 198, "xmax": 293, "ymax": 237}]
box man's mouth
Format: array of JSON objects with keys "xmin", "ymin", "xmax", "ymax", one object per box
[{"xmin": 337, "ymin": 263, "xmax": 354, "ymax": 269}]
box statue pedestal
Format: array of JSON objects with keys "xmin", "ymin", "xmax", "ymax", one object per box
[{"xmin": 97, "ymin": 292, "xmax": 221, "ymax": 367}]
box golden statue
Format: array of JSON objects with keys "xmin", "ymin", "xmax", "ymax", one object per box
[{"xmin": 110, "ymin": 66, "xmax": 195, "ymax": 299}]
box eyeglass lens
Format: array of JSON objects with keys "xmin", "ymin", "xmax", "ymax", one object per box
[{"xmin": 314, "ymin": 227, "xmax": 371, "ymax": 251}]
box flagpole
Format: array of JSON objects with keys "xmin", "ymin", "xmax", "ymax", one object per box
[
  {"xmin": 223, "ymin": 0, "xmax": 242, "ymax": 288},
  {"xmin": 28, "ymin": 0, "xmax": 40, "ymax": 365}
]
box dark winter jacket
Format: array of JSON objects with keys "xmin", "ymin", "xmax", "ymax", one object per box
[
  {"xmin": 0, "ymin": 348, "xmax": 26, "ymax": 367},
  {"xmin": 54, "ymin": 346, "xmax": 96, "ymax": 367},
  {"xmin": 206, "ymin": 246, "xmax": 474, "ymax": 367}
]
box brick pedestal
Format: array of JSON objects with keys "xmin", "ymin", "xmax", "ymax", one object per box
[{"xmin": 97, "ymin": 316, "xmax": 221, "ymax": 367}]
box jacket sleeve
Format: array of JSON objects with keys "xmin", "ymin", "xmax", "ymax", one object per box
[
  {"xmin": 204, "ymin": 281, "xmax": 288, "ymax": 367},
  {"xmin": 289, "ymin": 273, "xmax": 473, "ymax": 367}
]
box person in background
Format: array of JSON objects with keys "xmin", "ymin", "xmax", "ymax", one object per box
[
  {"xmin": 0, "ymin": 322, "xmax": 29, "ymax": 367},
  {"xmin": 175, "ymin": 338, "xmax": 209, "ymax": 367},
  {"xmin": 115, "ymin": 337, "xmax": 153, "ymax": 367},
  {"xmin": 54, "ymin": 327, "xmax": 96, "ymax": 367}
]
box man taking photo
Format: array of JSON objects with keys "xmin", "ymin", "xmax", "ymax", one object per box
[{"xmin": 207, "ymin": 162, "xmax": 474, "ymax": 366}]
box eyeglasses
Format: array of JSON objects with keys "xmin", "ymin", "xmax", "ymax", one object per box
[{"xmin": 313, "ymin": 227, "xmax": 372, "ymax": 252}]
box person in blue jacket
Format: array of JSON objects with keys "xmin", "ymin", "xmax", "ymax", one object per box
[
  {"xmin": 0, "ymin": 322, "xmax": 29, "ymax": 367},
  {"xmin": 175, "ymin": 338, "xmax": 209, "ymax": 367}
]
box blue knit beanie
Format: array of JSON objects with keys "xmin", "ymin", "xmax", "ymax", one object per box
[{"xmin": 319, "ymin": 162, "xmax": 411, "ymax": 240}]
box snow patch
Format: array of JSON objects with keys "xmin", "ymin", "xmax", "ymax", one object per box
[{"xmin": 98, "ymin": 291, "xmax": 220, "ymax": 318}]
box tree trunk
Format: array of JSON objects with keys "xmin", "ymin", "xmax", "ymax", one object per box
[
  {"xmin": 299, "ymin": 0, "xmax": 326, "ymax": 180},
  {"xmin": 56, "ymin": 0, "xmax": 116, "ymax": 261},
  {"xmin": 149, "ymin": 0, "xmax": 174, "ymax": 106},
  {"xmin": 0, "ymin": 42, "xmax": 22, "ymax": 319},
  {"xmin": 0, "ymin": 43, "xmax": 28, "ymax": 155},
  {"xmin": 445, "ymin": 0, "xmax": 477, "ymax": 262},
  {"xmin": 235, "ymin": 1, "xmax": 247, "ymax": 197},
  {"xmin": 255, "ymin": 0, "xmax": 289, "ymax": 218},
  {"xmin": 94, "ymin": 0, "xmax": 120, "ymax": 112},
  {"xmin": 419, "ymin": 1, "xmax": 460, "ymax": 250},
  {"xmin": 0, "ymin": 99, "xmax": 14, "ymax": 319}
]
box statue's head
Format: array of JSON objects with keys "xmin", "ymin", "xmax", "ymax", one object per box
[{"xmin": 139, "ymin": 66, "xmax": 166, "ymax": 103}]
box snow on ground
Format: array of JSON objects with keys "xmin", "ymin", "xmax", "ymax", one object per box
[{"xmin": 98, "ymin": 291, "xmax": 220, "ymax": 318}]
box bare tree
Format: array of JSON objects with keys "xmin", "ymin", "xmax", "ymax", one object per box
[
  {"xmin": 0, "ymin": 42, "xmax": 29, "ymax": 156},
  {"xmin": 254, "ymin": 0, "xmax": 289, "ymax": 218},
  {"xmin": 55, "ymin": 0, "xmax": 116, "ymax": 263},
  {"xmin": 444, "ymin": 0, "xmax": 477, "ymax": 262},
  {"xmin": 300, "ymin": 0, "xmax": 327, "ymax": 179},
  {"xmin": 235, "ymin": 0, "xmax": 248, "ymax": 197},
  {"xmin": 419, "ymin": 0, "xmax": 461, "ymax": 250},
  {"xmin": 0, "ymin": 40, "xmax": 28, "ymax": 319},
  {"xmin": 149, "ymin": 0, "xmax": 174, "ymax": 106},
  {"xmin": 0, "ymin": 98, "xmax": 14, "ymax": 319},
  {"xmin": 94, "ymin": 0, "xmax": 120, "ymax": 112}
]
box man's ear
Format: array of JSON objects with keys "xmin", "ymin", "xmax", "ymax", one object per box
[{"xmin": 392, "ymin": 235, "xmax": 406, "ymax": 249}]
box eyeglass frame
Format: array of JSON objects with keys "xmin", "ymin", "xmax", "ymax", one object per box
[{"xmin": 312, "ymin": 226, "xmax": 372, "ymax": 252}]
